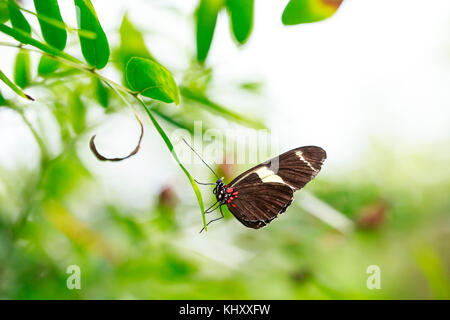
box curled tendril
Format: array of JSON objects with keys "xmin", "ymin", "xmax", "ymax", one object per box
[{"xmin": 89, "ymin": 112, "xmax": 144, "ymax": 162}]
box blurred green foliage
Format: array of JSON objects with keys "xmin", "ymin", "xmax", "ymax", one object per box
[
  {"xmin": 0, "ymin": 0, "xmax": 448, "ymax": 300},
  {"xmin": 13, "ymin": 49, "xmax": 30, "ymax": 88},
  {"xmin": 282, "ymin": 0, "xmax": 343, "ymax": 25},
  {"xmin": 114, "ymin": 15, "xmax": 155, "ymax": 72},
  {"xmin": 0, "ymin": 1, "xmax": 9, "ymax": 24},
  {"xmin": 1, "ymin": 142, "xmax": 448, "ymax": 299},
  {"xmin": 226, "ymin": 0, "xmax": 253, "ymax": 44},
  {"xmin": 37, "ymin": 55, "xmax": 60, "ymax": 76},
  {"xmin": 196, "ymin": 0, "xmax": 223, "ymax": 63}
]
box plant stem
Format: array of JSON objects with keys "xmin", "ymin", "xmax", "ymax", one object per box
[
  {"xmin": 0, "ymin": 42, "xmax": 136, "ymax": 96},
  {"xmin": 135, "ymin": 97, "xmax": 208, "ymax": 231},
  {"xmin": 0, "ymin": 40, "xmax": 208, "ymax": 230}
]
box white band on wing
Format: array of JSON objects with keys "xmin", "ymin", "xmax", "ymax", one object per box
[{"xmin": 295, "ymin": 151, "xmax": 318, "ymax": 173}]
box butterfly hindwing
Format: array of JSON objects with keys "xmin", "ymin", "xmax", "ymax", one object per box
[{"xmin": 227, "ymin": 182, "xmax": 294, "ymax": 229}]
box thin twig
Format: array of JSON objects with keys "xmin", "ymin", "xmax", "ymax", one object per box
[
  {"xmin": 297, "ymin": 191, "xmax": 354, "ymax": 234},
  {"xmin": 89, "ymin": 112, "xmax": 144, "ymax": 162}
]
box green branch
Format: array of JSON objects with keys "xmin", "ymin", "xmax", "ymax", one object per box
[
  {"xmin": 0, "ymin": 30, "xmax": 207, "ymax": 231},
  {"xmin": 136, "ymin": 97, "xmax": 208, "ymax": 231}
]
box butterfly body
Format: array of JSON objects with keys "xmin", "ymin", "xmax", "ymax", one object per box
[
  {"xmin": 208, "ymin": 146, "xmax": 327, "ymax": 229},
  {"xmin": 212, "ymin": 179, "xmax": 230, "ymax": 204}
]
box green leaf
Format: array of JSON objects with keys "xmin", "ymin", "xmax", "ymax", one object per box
[
  {"xmin": 8, "ymin": 0, "xmax": 31, "ymax": 35},
  {"xmin": 126, "ymin": 57, "xmax": 180, "ymax": 105},
  {"xmin": 116, "ymin": 15, "xmax": 154, "ymax": 65},
  {"xmin": 137, "ymin": 99, "xmax": 207, "ymax": 231},
  {"xmin": 42, "ymin": 153, "xmax": 90, "ymax": 199},
  {"xmin": 93, "ymin": 77, "xmax": 109, "ymax": 108},
  {"xmin": 74, "ymin": 0, "xmax": 110, "ymax": 69},
  {"xmin": 196, "ymin": 0, "xmax": 224, "ymax": 63},
  {"xmin": 69, "ymin": 88, "xmax": 86, "ymax": 134},
  {"xmin": 226, "ymin": 0, "xmax": 253, "ymax": 44},
  {"xmin": 0, "ymin": 1, "xmax": 9, "ymax": 23},
  {"xmin": 14, "ymin": 50, "xmax": 31, "ymax": 88},
  {"xmin": 282, "ymin": 0, "xmax": 343, "ymax": 25},
  {"xmin": 38, "ymin": 55, "xmax": 60, "ymax": 76},
  {"xmin": 33, "ymin": 0, "xmax": 67, "ymax": 50},
  {"xmin": 0, "ymin": 89, "xmax": 6, "ymax": 105},
  {"xmin": 0, "ymin": 23, "xmax": 81, "ymax": 63},
  {"xmin": 0, "ymin": 68, "xmax": 34, "ymax": 100},
  {"xmin": 113, "ymin": 15, "xmax": 155, "ymax": 82}
]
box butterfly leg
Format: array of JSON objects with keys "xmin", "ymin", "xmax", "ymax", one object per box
[
  {"xmin": 205, "ymin": 201, "xmax": 220, "ymax": 214},
  {"xmin": 199, "ymin": 206, "xmax": 225, "ymax": 233}
]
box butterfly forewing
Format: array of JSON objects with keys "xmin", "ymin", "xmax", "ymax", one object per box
[
  {"xmin": 230, "ymin": 146, "xmax": 326, "ymax": 189},
  {"xmin": 226, "ymin": 146, "xmax": 326, "ymax": 229}
]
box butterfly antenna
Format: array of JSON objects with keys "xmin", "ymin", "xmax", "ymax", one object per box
[{"xmin": 182, "ymin": 138, "xmax": 220, "ymax": 179}]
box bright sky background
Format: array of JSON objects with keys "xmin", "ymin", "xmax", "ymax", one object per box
[{"xmin": 211, "ymin": 0, "xmax": 450, "ymax": 164}]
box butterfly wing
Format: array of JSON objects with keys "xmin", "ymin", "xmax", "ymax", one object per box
[
  {"xmin": 226, "ymin": 146, "xmax": 326, "ymax": 229},
  {"xmin": 227, "ymin": 182, "xmax": 294, "ymax": 229},
  {"xmin": 230, "ymin": 146, "xmax": 326, "ymax": 190}
]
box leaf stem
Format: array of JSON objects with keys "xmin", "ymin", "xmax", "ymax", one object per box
[
  {"xmin": 136, "ymin": 97, "xmax": 208, "ymax": 231},
  {"xmin": 0, "ymin": 39, "xmax": 207, "ymax": 231},
  {"xmin": 0, "ymin": 41, "xmax": 136, "ymax": 96}
]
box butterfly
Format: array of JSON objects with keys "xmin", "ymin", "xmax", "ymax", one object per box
[{"xmin": 184, "ymin": 140, "xmax": 326, "ymax": 231}]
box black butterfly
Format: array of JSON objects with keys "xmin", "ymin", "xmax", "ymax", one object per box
[{"xmin": 184, "ymin": 140, "xmax": 326, "ymax": 231}]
